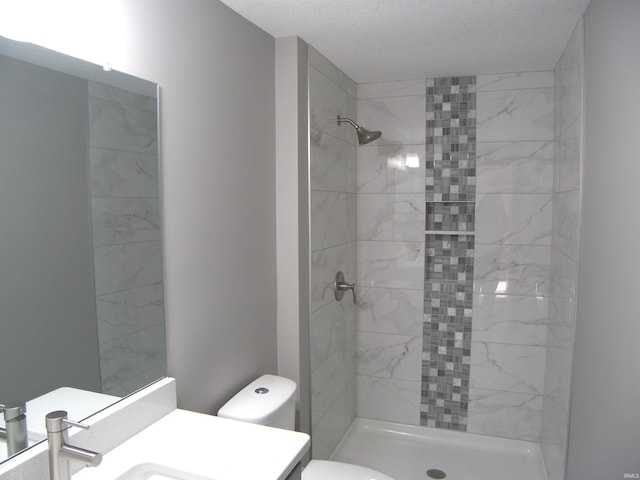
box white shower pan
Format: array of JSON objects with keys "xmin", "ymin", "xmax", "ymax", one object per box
[{"xmin": 330, "ymin": 418, "xmax": 548, "ymax": 480}]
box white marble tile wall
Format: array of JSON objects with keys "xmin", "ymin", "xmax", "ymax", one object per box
[
  {"xmin": 96, "ymin": 284, "xmax": 165, "ymax": 344},
  {"xmin": 308, "ymin": 47, "xmax": 358, "ymax": 459},
  {"xmin": 89, "ymin": 149, "xmax": 159, "ymax": 197},
  {"xmin": 356, "ymin": 79, "xmax": 425, "ymax": 426},
  {"xmin": 357, "ymin": 241, "xmax": 424, "ymax": 289},
  {"xmin": 358, "ymin": 376, "xmax": 421, "ymax": 425},
  {"xmin": 100, "ymin": 324, "xmax": 166, "ymax": 395},
  {"xmin": 469, "ymin": 70, "xmax": 555, "ymax": 441},
  {"xmin": 89, "ymin": 96, "xmax": 157, "ymax": 155},
  {"xmin": 91, "ymin": 197, "xmax": 160, "ymax": 246},
  {"xmin": 93, "ymin": 242, "xmax": 163, "ymax": 296},
  {"xmin": 476, "ymin": 83, "xmax": 554, "ymax": 142},
  {"xmin": 541, "ymin": 18, "xmax": 583, "ymax": 480},
  {"xmin": 88, "ymin": 81, "xmax": 165, "ymax": 397}
]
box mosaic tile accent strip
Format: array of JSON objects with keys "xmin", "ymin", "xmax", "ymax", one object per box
[
  {"xmin": 425, "ymin": 234, "xmax": 474, "ymax": 283},
  {"xmin": 421, "ymin": 282, "xmax": 473, "ymax": 429},
  {"xmin": 426, "ymin": 202, "xmax": 475, "ymax": 232},
  {"xmin": 425, "ymin": 76, "xmax": 476, "ymax": 202},
  {"xmin": 422, "ymin": 77, "xmax": 476, "ymax": 431}
]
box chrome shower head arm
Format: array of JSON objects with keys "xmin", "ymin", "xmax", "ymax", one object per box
[
  {"xmin": 336, "ymin": 115, "xmax": 360, "ymax": 130},
  {"xmin": 334, "ymin": 114, "xmax": 382, "ymax": 145}
]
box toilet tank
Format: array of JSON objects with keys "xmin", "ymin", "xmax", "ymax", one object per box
[{"xmin": 217, "ymin": 374, "xmax": 296, "ymax": 430}]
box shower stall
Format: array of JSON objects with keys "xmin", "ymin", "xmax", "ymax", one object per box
[{"xmin": 277, "ymin": 17, "xmax": 582, "ymax": 480}]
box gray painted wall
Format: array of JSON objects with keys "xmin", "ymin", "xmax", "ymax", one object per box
[
  {"xmin": 114, "ymin": 0, "xmax": 278, "ymax": 414},
  {"xmin": 275, "ymin": 37, "xmax": 311, "ymax": 437},
  {"xmin": 567, "ymin": 0, "xmax": 640, "ymax": 478},
  {"xmin": 0, "ymin": 55, "xmax": 101, "ymax": 404},
  {"xmin": 1, "ymin": 0, "xmax": 278, "ymax": 413}
]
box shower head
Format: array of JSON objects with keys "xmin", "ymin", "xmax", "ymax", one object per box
[{"xmin": 336, "ymin": 115, "xmax": 382, "ymax": 145}]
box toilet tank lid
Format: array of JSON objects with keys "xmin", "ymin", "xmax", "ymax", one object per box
[{"xmin": 217, "ymin": 374, "xmax": 296, "ymax": 425}]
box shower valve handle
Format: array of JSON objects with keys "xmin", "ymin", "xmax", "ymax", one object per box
[{"xmin": 334, "ymin": 271, "xmax": 356, "ymax": 304}]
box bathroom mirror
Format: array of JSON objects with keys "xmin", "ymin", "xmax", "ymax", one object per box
[{"xmin": 0, "ymin": 36, "xmax": 166, "ymax": 462}]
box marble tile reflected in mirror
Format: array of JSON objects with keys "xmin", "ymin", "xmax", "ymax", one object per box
[{"xmin": 0, "ymin": 36, "xmax": 166, "ymax": 463}]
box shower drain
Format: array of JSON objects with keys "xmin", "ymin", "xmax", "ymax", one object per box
[{"xmin": 426, "ymin": 469, "xmax": 447, "ymax": 479}]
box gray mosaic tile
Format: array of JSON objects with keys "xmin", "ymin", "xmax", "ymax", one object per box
[
  {"xmin": 426, "ymin": 202, "xmax": 475, "ymax": 232},
  {"xmin": 425, "ymin": 77, "xmax": 477, "ymax": 203},
  {"xmin": 425, "ymin": 234, "xmax": 475, "ymax": 283},
  {"xmin": 422, "ymin": 76, "xmax": 477, "ymax": 432}
]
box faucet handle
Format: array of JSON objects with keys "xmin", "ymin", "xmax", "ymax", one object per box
[
  {"xmin": 61, "ymin": 418, "xmax": 90, "ymax": 430},
  {"xmin": 333, "ymin": 271, "xmax": 357, "ymax": 304},
  {"xmin": 45, "ymin": 411, "xmax": 89, "ymax": 433}
]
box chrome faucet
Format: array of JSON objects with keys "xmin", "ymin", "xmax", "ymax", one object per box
[
  {"xmin": 45, "ymin": 411, "xmax": 102, "ymax": 480},
  {"xmin": 0, "ymin": 403, "xmax": 28, "ymax": 456}
]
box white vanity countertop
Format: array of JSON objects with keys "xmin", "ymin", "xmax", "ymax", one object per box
[
  {"xmin": 72, "ymin": 409, "xmax": 310, "ymax": 480},
  {"xmin": 0, "ymin": 387, "xmax": 118, "ymax": 435}
]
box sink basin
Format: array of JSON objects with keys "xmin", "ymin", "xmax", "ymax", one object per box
[{"xmin": 116, "ymin": 464, "xmax": 214, "ymax": 480}]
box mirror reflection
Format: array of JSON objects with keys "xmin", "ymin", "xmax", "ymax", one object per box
[{"xmin": 0, "ymin": 36, "xmax": 166, "ymax": 462}]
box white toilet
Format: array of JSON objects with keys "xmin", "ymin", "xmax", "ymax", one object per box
[{"xmin": 217, "ymin": 374, "xmax": 394, "ymax": 480}]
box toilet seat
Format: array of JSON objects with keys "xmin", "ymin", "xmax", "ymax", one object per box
[{"xmin": 302, "ymin": 460, "xmax": 395, "ymax": 480}]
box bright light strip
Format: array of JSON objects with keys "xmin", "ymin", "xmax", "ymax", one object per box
[
  {"xmin": 0, "ymin": 0, "xmax": 125, "ymax": 68},
  {"xmin": 406, "ymin": 152, "xmax": 419, "ymax": 168},
  {"xmin": 495, "ymin": 281, "xmax": 508, "ymax": 294}
]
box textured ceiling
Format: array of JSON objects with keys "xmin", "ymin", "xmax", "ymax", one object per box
[{"xmin": 217, "ymin": 0, "xmax": 591, "ymax": 83}]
